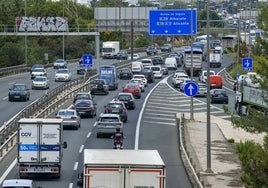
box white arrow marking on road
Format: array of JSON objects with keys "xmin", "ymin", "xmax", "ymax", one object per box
[{"xmin": 187, "ymin": 84, "xmax": 194, "ymax": 96}]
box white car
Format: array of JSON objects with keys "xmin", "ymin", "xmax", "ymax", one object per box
[
  {"xmin": 130, "ymin": 78, "xmax": 145, "ymax": 92},
  {"xmin": 53, "ymin": 59, "xmax": 67, "ymax": 69},
  {"xmin": 180, "ymin": 78, "xmax": 192, "ymax": 91},
  {"xmin": 171, "ymin": 72, "xmax": 189, "ymax": 88},
  {"xmin": 128, "ymin": 53, "xmax": 140, "ymax": 60},
  {"xmin": 32, "ymin": 76, "xmax": 49, "ymax": 90},
  {"xmin": 2, "ymin": 179, "xmax": 41, "ymax": 188},
  {"xmin": 133, "ymin": 74, "xmax": 148, "ymax": 87},
  {"xmin": 55, "ymin": 68, "xmax": 72, "ymax": 82},
  {"xmin": 150, "ymin": 65, "xmax": 163, "ymax": 78},
  {"xmin": 199, "ymin": 70, "xmax": 215, "ymax": 83},
  {"xmin": 31, "ymin": 68, "xmax": 47, "ymax": 79}
]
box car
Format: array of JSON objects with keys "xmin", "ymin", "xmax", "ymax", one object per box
[
  {"xmin": 160, "ymin": 43, "xmax": 172, "ymax": 52},
  {"xmin": 116, "ymin": 50, "xmax": 128, "ymax": 60},
  {"xmin": 115, "ymin": 92, "xmax": 136, "ymax": 110},
  {"xmin": 210, "ymin": 89, "xmax": 228, "ymax": 104},
  {"xmin": 119, "ymin": 68, "xmax": 133, "ymax": 80},
  {"xmin": 54, "ymin": 68, "xmax": 72, "ymax": 82},
  {"xmin": 195, "ymin": 83, "xmax": 207, "ymax": 97},
  {"xmin": 73, "ymin": 92, "xmax": 94, "ymax": 104},
  {"xmin": 161, "ymin": 65, "xmax": 169, "ymax": 75},
  {"xmin": 77, "ymin": 64, "xmax": 91, "ymax": 75},
  {"xmin": 146, "ymin": 46, "xmax": 158, "ymax": 55},
  {"xmin": 199, "ymin": 70, "xmax": 216, "ymax": 83},
  {"xmin": 104, "ymin": 100, "xmax": 128, "ymax": 122},
  {"xmin": 179, "ymin": 78, "xmax": 192, "ymax": 91},
  {"xmin": 141, "ymin": 58, "xmax": 153, "ymax": 67},
  {"xmin": 164, "ymin": 57, "xmax": 177, "ymax": 70},
  {"xmin": 31, "ymin": 68, "xmax": 47, "ymax": 79},
  {"xmin": 31, "ymin": 76, "xmax": 49, "ymax": 90},
  {"xmin": 152, "ymin": 55, "xmax": 164, "ymax": 65},
  {"xmin": 129, "ymin": 78, "xmax": 145, "ymax": 92},
  {"xmin": 171, "ymin": 72, "xmax": 189, "ymax": 88},
  {"xmin": 128, "ymin": 53, "xmax": 140, "ymax": 60},
  {"xmin": 141, "ymin": 68, "xmax": 155, "ymax": 83},
  {"xmin": 96, "ymin": 113, "xmax": 123, "ymax": 138},
  {"xmin": 133, "ymin": 74, "xmax": 147, "ymax": 87},
  {"xmin": 56, "ymin": 109, "xmax": 81, "ymax": 130},
  {"xmin": 2, "ymin": 179, "xmax": 42, "ymax": 188},
  {"xmin": 30, "ymin": 64, "xmax": 44, "ymax": 74},
  {"xmin": 122, "ymin": 83, "xmax": 141, "ymax": 99},
  {"xmin": 53, "ymin": 59, "xmax": 67, "ymax": 69},
  {"xmin": 174, "ymin": 69, "xmax": 187, "ymax": 75},
  {"xmin": 8, "ymin": 83, "xmax": 30, "ymax": 102},
  {"xmin": 169, "ymin": 53, "xmax": 183, "ymax": 67},
  {"xmin": 72, "ymin": 99, "xmax": 97, "ymax": 118},
  {"xmin": 89, "ymin": 79, "xmax": 109, "ymax": 95},
  {"xmin": 150, "ymin": 65, "xmax": 163, "ymax": 78}
]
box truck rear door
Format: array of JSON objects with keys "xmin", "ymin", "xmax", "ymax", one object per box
[
  {"xmin": 40, "ymin": 124, "xmax": 61, "ymax": 163},
  {"xmin": 18, "ymin": 124, "xmax": 39, "ymax": 163}
]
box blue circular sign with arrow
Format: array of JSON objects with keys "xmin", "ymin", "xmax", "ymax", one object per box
[{"xmin": 184, "ymin": 82, "xmax": 198, "ymax": 97}]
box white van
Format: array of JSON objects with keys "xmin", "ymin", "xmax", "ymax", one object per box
[
  {"xmin": 131, "ymin": 61, "xmax": 143, "ymax": 74},
  {"xmin": 164, "ymin": 57, "xmax": 177, "ymax": 70},
  {"xmin": 199, "ymin": 70, "xmax": 215, "ymax": 83},
  {"xmin": 2, "ymin": 179, "xmax": 41, "ymax": 188},
  {"xmin": 150, "ymin": 65, "xmax": 163, "ymax": 78}
]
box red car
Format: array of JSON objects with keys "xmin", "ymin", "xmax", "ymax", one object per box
[{"xmin": 122, "ymin": 83, "xmax": 141, "ymax": 99}]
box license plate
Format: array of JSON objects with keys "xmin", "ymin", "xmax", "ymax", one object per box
[
  {"xmin": 93, "ymin": 85, "xmax": 97, "ymax": 88},
  {"xmin": 218, "ymin": 94, "xmax": 224, "ymax": 97},
  {"xmin": 112, "ymin": 110, "xmax": 119, "ymax": 113},
  {"xmin": 123, "ymin": 73, "xmax": 128, "ymax": 76},
  {"xmin": 14, "ymin": 96, "xmax": 20, "ymax": 98}
]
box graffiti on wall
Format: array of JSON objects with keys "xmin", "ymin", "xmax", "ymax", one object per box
[{"xmin": 16, "ymin": 17, "xmax": 68, "ymax": 32}]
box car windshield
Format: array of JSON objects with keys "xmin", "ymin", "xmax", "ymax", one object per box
[
  {"xmin": 151, "ymin": 67, "xmax": 160, "ymax": 71},
  {"xmin": 100, "ymin": 117, "xmax": 119, "ymax": 122},
  {"xmin": 34, "ymin": 77, "xmax": 46, "ymax": 81},
  {"xmin": 126, "ymin": 84, "xmax": 137, "ymax": 89},
  {"xmin": 108, "ymin": 103, "xmax": 123, "ymax": 109},
  {"xmin": 57, "ymin": 69, "xmax": 68, "ymax": 74},
  {"xmin": 91, "ymin": 80, "xmax": 104, "ymax": 84},
  {"xmin": 58, "ymin": 110, "xmax": 75, "ymax": 116},
  {"xmin": 12, "ymin": 85, "xmax": 26, "ymax": 91},
  {"xmin": 76, "ymin": 94, "xmax": 90, "ymax": 99},
  {"xmin": 75, "ymin": 100, "xmax": 92, "ymax": 106},
  {"xmin": 215, "ymin": 90, "xmax": 226, "ymax": 94},
  {"xmin": 121, "ymin": 69, "xmax": 130, "ymax": 73},
  {"xmin": 33, "ymin": 69, "xmax": 44, "ymax": 72},
  {"xmin": 56, "ymin": 59, "xmax": 65, "ymax": 63},
  {"xmin": 118, "ymin": 95, "xmax": 131, "ymax": 100}
]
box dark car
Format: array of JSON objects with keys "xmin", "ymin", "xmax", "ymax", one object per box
[
  {"xmin": 116, "ymin": 50, "xmax": 128, "ymax": 60},
  {"xmin": 152, "ymin": 56, "xmax": 164, "ymax": 65},
  {"xmin": 8, "ymin": 84, "xmax": 30, "ymax": 102},
  {"xmin": 146, "ymin": 46, "xmax": 158, "ymax": 56},
  {"xmin": 73, "ymin": 92, "xmax": 94, "ymax": 104},
  {"xmin": 72, "ymin": 99, "xmax": 97, "ymax": 118},
  {"xmin": 161, "ymin": 65, "xmax": 169, "ymax": 75},
  {"xmin": 210, "ymin": 89, "xmax": 228, "ymax": 104},
  {"xmin": 141, "ymin": 68, "xmax": 155, "ymax": 83},
  {"xmin": 89, "ymin": 79, "xmax": 109, "ymax": 95},
  {"xmin": 119, "ymin": 68, "xmax": 133, "ymax": 80},
  {"xmin": 115, "ymin": 92, "xmax": 136, "ymax": 110},
  {"xmin": 160, "ymin": 44, "xmax": 172, "ymax": 52},
  {"xmin": 77, "ymin": 64, "xmax": 91, "ymax": 75},
  {"xmin": 104, "ymin": 100, "xmax": 128, "ymax": 122}
]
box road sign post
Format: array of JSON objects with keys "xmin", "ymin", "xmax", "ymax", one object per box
[
  {"xmin": 149, "ymin": 9, "xmax": 197, "ymax": 36},
  {"xmin": 242, "ymin": 57, "xmax": 253, "ymax": 71}
]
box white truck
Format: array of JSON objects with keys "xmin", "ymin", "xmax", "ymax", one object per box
[
  {"xmin": 102, "ymin": 41, "xmax": 120, "ymax": 59},
  {"xmin": 17, "ymin": 118, "xmax": 67, "ymax": 178},
  {"xmin": 77, "ymin": 149, "xmax": 166, "ymax": 188},
  {"xmin": 209, "ymin": 46, "xmax": 222, "ymax": 68},
  {"xmin": 234, "ymin": 74, "xmax": 268, "ymax": 115}
]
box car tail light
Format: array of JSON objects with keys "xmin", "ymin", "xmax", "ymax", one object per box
[
  {"xmin": 212, "ymin": 94, "xmax": 216, "ymax": 97},
  {"xmin": 56, "ymin": 116, "xmax": 61, "ymax": 119},
  {"xmin": 51, "ymin": 167, "xmax": 59, "ymax": 172},
  {"xmin": 104, "ymin": 108, "xmax": 109, "ymax": 113},
  {"xmin": 88, "ymin": 106, "xmax": 92, "ymax": 110},
  {"xmin": 19, "ymin": 167, "xmax": 28, "ymax": 172},
  {"xmin": 123, "ymin": 108, "xmax": 127, "ymax": 113},
  {"xmin": 224, "ymin": 93, "xmax": 228, "ymax": 97},
  {"xmin": 71, "ymin": 105, "xmax": 76, "ymax": 110},
  {"xmin": 70, "ymin": 116, "xmax": 77, "ymax": 120}
]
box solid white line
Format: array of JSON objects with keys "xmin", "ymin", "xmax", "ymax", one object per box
[
  {"xmin": 0, "ymin": 159, "xmax": 17, "ymax": 184},
  {"xmin": 73, "ymin": 162, "xmax": 78, "ymax": 171},
  {"xmin": 143, "ymin": 120, "xmax": 176, "ymax": 126},
  {"xmin": 87, "ymin": 132, "xmax": 92, "ymax": 138},
  {"xmin": 93, "ymin": 122, "xmax": 97, "ymax": 127},
  {"xmin": 143, "ymin": 116, "xmax": 176, "ymax": 122},
  {"xmin": 143, "ymin": 112, "xmax": 176, "ymax": 117},
  {"xmin": 79, "ymin": 145, "xmax": 84, "ymax": 153}
]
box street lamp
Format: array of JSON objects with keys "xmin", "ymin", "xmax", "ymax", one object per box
[{"xmin": 24, "ymin": 0, "xmax": 28, "ymax": 66}]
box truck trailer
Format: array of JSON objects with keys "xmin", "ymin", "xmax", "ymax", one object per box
[
  {"xmin": 77, "ymin": 149, "xmax": 166, "ymax": 188},
  {"xmin": 234, "ymin": 79, "xmax": 268, "ymax": 115},
  {"xmin": 17, "ymin": 118, "xmax": 67, "ymax": 178},
  {"xmin": 183, "ymin": 47, "xmax": 203, "ymax": 76},
  {"xmin": 102, "ymin": 41, "xmax": 120, "ymax": 59},
  {"xmin": 209, "ymin": 46, "xmax": 222, "ymax": 68}
]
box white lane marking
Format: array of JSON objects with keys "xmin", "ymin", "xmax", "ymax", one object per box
[
  {"xmin": 2, "ymin": 96, "xmax": 8, "ymax": 100},
  {"xmin": 87, "ymin": 132, "xmax": 92, "ymax": 138},
  {"xmin": 143, "ymin": 120, "xmax": 176, "ymax": 126},
  {"xmin": 73, "ymin": 162, "xmax": 78, "ymax": 171},
  {"xmin": 143, "ymin": 112, "xmax": 176, "ymax": 117},
  {"xmin": 79, "ymin": 145, "xmax": 84, "ymax": 153},
  {"xmin": 93, "ymin": 122, "xmax": 97, "ymax": 127},
  {"xmin": 69, "ymin": 183, "xmax": 73, "ymax": 188},
  {"xmin": 143, "ymin": 116, "xmax": 176, "ymax": 122},
  {"xmin": 0, "ymin": 159, "xmax": 17, "ymax": 184}
]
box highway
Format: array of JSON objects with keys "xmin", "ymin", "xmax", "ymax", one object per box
[{"xmin": 0, "ymin": 52, "xmax": 235, "ymax": 187}]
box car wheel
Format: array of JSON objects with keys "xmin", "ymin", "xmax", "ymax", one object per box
[
  {"xmin": 96, "ymin": 133, "xmax": 100, "ymax": 138},
  {"xmin": 8, "ymin": 97, "xmax": 12, "ymax": 102},
  {"xmin": 74, "ymin": 126, "xmax": 79, "ymax": 130},
  {"xmin": 138, "ymin": 95, "xmax": 141, "ymax": 99},
  {"xmin": 24, "ymin": 97, "xmax": 27, "ymax": 102}
]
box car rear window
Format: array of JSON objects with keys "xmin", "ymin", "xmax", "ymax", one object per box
[
  {"xmin": 118, "ymin": 95, "xmax": 131, "ymax": 100},
  {"xmin": 59, "ymin": 110, "xmax": 75, "ymax": 116},
  {"xmin": 100, "ymin": 117, "xmax": 119, "ymax": 122}
]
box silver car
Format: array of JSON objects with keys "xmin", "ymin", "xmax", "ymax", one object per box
[
  {"xmin": 32, "ymin": 76, "xmax": 49, "ymax": 90},
  {"xmin": 53, "ymin": 59, "xmax": 67, "ymax": 69},
  {"xmin": 56, "ymin": 109, "xmax": 81, "ymax": 130},
  {"xmin": 55, "ymin": 68, "xmax": 72, "ymax": 82}
]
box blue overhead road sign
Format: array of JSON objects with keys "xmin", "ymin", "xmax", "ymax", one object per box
[
  {"xmin": 149, "ymin": 9, "xmax": 197, "ymax": 35},
  {"xmin": 242, "ymin": 57, "xmax": 253, "ymax": 71},
  {"xmin": 184, "ymin": 82, "xmax": 198, "ymax": 97},
  {"xmin": 83, "ymin": 54, "xmax": 93, "ymax": 67}
]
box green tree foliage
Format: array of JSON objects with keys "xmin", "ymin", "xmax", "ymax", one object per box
[{"xmin": 198, "ymin": 10, "xmax": 223, "ymax": 28}]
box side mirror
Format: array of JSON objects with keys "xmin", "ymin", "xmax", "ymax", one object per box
[{"xmin": 62, "ymin": 141, "xmax": 67, "ymax": 149}]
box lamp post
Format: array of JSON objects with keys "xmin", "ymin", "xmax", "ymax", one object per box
[{"xmin": 24, "ymin": 0, "xmax": 28, "ymax": 66}]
